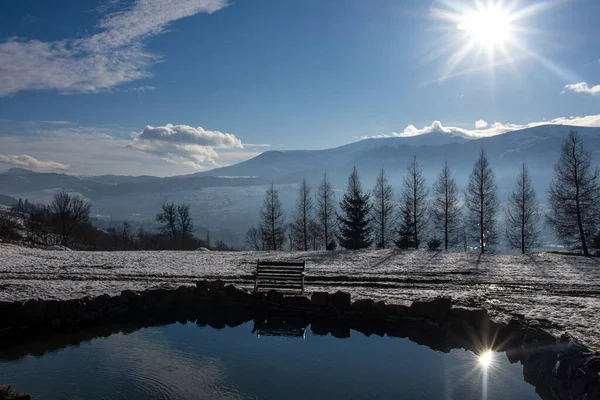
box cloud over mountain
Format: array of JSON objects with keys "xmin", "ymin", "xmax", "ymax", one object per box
[
  {"xmin": 0, "ymin": 0, "xmax": 228, "ymax": 97},
  {"xmin": 0, "ymin": 154, "xmax": 69, "ymax": 170},
  {"xmin": 128, "ymin": 124, "xmax": 244, "ymax": 169},
  {"xmin": 364, "ymin": 114, "xmax": 600, "ymax": 140}
]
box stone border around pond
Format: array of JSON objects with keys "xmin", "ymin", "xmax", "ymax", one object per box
[{"xmin": 1, "ymin": 281, "xmax": 599, "ymax": 400}]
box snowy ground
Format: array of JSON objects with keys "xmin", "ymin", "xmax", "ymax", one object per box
[{"xmin": 1, "ymin": 244, "xmax": 599, "ymax": 350}]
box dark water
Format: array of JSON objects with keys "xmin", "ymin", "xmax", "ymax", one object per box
[{"xmin": 0, "ymin": 320, "xmax": 541, "ymax": 400}]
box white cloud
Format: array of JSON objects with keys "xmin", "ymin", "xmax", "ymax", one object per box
[
  {"xmin": 136, "ymin": 124, "xmax": 242, "ymax": 148},
  {"xmin": 0, "ymin": 154, "xmax": 70, "ymax": 170},
  {"xmin": 475, "ymin": 120, "xmax": 488, "ymax": 129},
  {"xmin": 128, "ymin": 124, "xmax": 246, "ymax": 169},
  {"xmin": 40, "ymin": 120, "xmax": 76, "ymax": 125},
  {"xmin": 0, "ymin": 0, "xmax": 228, "ymax": 97},
  {"xmin": 563, "ymin": 82, "xmax": 600, "ymax": 95},
  {"xmin": 0, "ymin": 124, "xmax": 260, "ymax": 176},
  {"xmin": 362, "ymin": 114, "xmax": 600, "ymax": 140}
]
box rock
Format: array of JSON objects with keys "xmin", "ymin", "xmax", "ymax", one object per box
[
  {"xmin": 0, "ymin": 385, "xmax": 31, "ymax": 400},
  {"xmin": 451, "ymin": 307, "xmax": 489, "ymax": 330},
  {"xmin": 282, "ymin": 296, "xmax": 311, "ymax": 307},
  {"xmin": 410, "ymin": 297, "xmax": 452, "ymax": 320},
  {"xmin": 330, "ymin": 291, "xmax": 351, "ymax": 311},
  {"xmin": 196, "ymin": 280, "xmax": 225, "ymax": 294},
  {"xmin": 106, "ymin": 306, "xmax": 129, "ymax": 317},
  {"xmin": 56, "ymin": 300, "xmax": 74, "ymax": 319},
  {"xmin": 350, "ymin": 299, "xmax": 374, "ymax": 313},
  {"xmin": 21, "ymin": 298, "xmax": 46, "ymax": 324},
  {"xmin": 175, "ymin": 285, "xmax": 196, "ymax": 305},
  {"xmin": 386, "ymin": 304, "xmax": 409, "ymax": 316},
  {"xmin": 311, "ymin": 292, "xmax": 330, "ymax": 307},
  {"xmin": 90, "ymin": 294, "xmax": 111, "ymax": 309},
  {"xmin": 110, "ymin": 294, "xmax": 130, "ymax": 306},
  {"xmin": 120, "ymin": 290, "xmax": 138, "ymax": 300},
  {"xmin": 0, "ymin": 301, "xmax": 22, "ymax": 328},
  {"xmin": 369, "ymin": 301, "xmax": 388, "ymax": 318},
  {"xmin": 224, "ymin": 285, "xmax": 251, "ymax": 299},
  {"xmin": 266, "ymin": 290, "xmax": 284, "ymax": 303}
]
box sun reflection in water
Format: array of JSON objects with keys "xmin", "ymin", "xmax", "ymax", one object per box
[{"xmin": 478, "ymin": 350, "xmax": 494, "ymax": 368}]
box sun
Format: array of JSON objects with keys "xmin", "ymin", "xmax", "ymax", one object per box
[
  {"xmin": 458, "ymin": 5, "xmax": 513, "ymax": 50},
  {"xmin": 478, "ymin": 350, "xmax": 494, "ymax": 368}
]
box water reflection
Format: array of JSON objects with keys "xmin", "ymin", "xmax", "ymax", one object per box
[
  {"xmin": 478, "ymin": 350, "xmax": 494, "ymax": 368},
  {"xmin": 252, "ymin": 317, "xmax": 307, "ymax": 339},
  {"xmin": 0, "ymin": 313, "xmax": 542, "ymax": 400}
]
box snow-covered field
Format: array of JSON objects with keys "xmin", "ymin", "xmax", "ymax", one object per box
[{"xmin": 1, "ymin": 244, "xmax": 599, "ymax": 350}]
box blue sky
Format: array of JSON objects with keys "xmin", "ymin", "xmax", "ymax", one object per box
[{"xmin": 0, "ymin": 0, "xmax": 599, "ymax": 176}]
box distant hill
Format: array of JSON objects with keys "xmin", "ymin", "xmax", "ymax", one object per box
[
  {"xmin": 0, "ymin": 194, "xmax": 17, "ymax": 206},
  {"xmin": 196, "ymin": 124, "xmax": 600, "ymax": 191},
  {"xmin": 2, "ymin": 124, "xmax": 599, "ymax": 245}
]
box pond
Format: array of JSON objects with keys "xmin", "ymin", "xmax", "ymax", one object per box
[{"xmin": 0, "ymin": 318, "xmax": 541, "ymax": 400}]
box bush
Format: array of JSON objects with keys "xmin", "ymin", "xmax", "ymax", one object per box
[
  {"xmin": 0, "ymin": 213, "xmax": 21, "ymax": 242},
  {"xmin": 427, "ymin": 236, "xmax": 442, "ymax": 251}
]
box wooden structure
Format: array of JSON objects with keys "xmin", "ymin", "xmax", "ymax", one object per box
[{"xmin": 254, "ymin": 260, "xmax": 306, "ymax": 294}]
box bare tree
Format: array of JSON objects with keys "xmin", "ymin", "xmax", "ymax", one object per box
[
  {"xmin": 176, "ymin": 204, "xmax": 194, "ymax": 250},
  {"xmin": 401, "ymin": 156, "xmax": 429, "ymax": 249},
  {"xmin": 259, "ymin": 181, "xmax": 285, "ymax": 250},
  {"xmin": 292, "ymin": 178, "xmax": 314, "ymax": 251},
  {"xmin": 316, "ymin": 172, "xmax": 337, "ymax": 250},
  {"xmin": 505, "ymin": 162, "xmax": 542, "ymax": 254},
  {"xmin": 548, "ymin": 130, "xmax": 600, "ymax": 256},
  {"xmin": 465, "ymin": 149, "xmax": 499, "ymax": 253},
  {"xmin": 50, "ymin": 190, "xmax": 91, "ymax": 247},
  {"xmin": 245, "ymin": 227, "xmax": 261, "ymax": 250},
  {"xmin": 155, "ymin": 202, "xmax": 194, "ymax": 249},
  {"xmin": 156, "ymin": 202, "xmax": 178, "ymax": 237},
  {"xmin": 371, "ymin": 167, "xmax": 395, "ymax": 249},
  {"xmin": 431, "ymin": 161, "xmax": 462, "ymax": 250}
]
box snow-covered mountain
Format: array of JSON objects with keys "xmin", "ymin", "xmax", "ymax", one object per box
[{"xmin": 2, "ymin": 124, "xmax": 600, "ymax": 244}]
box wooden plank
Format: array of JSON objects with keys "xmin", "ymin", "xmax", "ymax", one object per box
[
  {"xmin": 256, "ymin": 273, "xmax": 303, "ymax": 278},
  {"xmin": 257, "ymin": 265, "xmax": 304, "ymax": 271},
  {"xmin": 256, "ymin": 270, "xmax": 304, "ymax": 276},
  {"xmin": 258, "ymin": 279, "xmax": 303, "ymax": 284},
  {"xmin": 257, "ymin": 269, "xmax": 304, "ymax": 274},
  {"xmin": 258, "ymin": 284, "xmax": 303, "ymax": 289},
  {"xmin": 257, "ymin": 261, "xmax": 305, "ymax": 267},
  {"xmin": 257, "ymin": 277, "xmax": 302, "ymax": 282}
]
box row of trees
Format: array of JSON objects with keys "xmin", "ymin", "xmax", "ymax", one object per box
[
  {"xmin": 4, "ymin": 194, "xmax": 234, "ymax": 251},
  {"xmin": 250, "ymin": 130, "xmax": 600, "ymax": 255}
]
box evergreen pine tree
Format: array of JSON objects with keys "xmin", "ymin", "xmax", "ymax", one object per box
[
  {"xmin": 337, "ymin": 167, "xmax": 373, "ymax": 249},
  {"xmin": 395, "ymin": 198, "xmax": 415, "ymax": 249}
]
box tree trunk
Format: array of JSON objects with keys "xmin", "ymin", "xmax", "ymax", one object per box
[{"xmin": 444, "ymin": 180, "xmax": 449, "ymax": 250}]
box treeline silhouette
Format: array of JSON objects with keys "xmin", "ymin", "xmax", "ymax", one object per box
[
  {"xmin": 249, "ymin": 130, "xmax": 600, "ymax": 255},
  {"xmin": 0, "ymin": 194, "xmax": 234, "ymax": 251}
]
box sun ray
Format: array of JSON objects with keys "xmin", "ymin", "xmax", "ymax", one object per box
[{"xmin": 425, "ymin": 0, "xmax": 577, "ymax": 87}]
